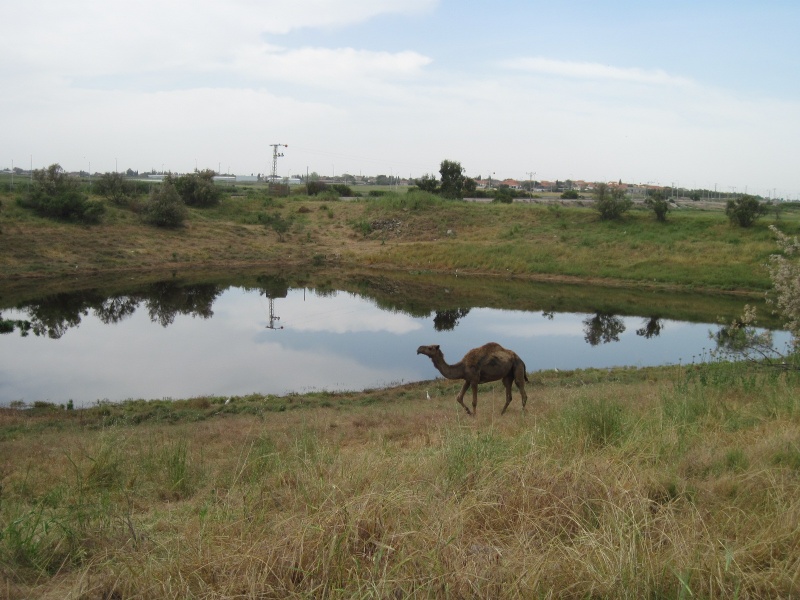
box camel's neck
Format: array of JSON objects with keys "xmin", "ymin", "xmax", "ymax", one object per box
[{"xmin": 431, "ymin": 354, "xmax": 464, "ymax": 380}]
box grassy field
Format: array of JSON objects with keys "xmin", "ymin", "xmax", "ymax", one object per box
[
  {"xmin": 2, "ymin": 362, "xmax": 800, "ymax": 598},
  {"xmin": 3, "ymin": 186, "xmax": 800, "ymax": 597},
  {"xmin": 2, "ymin": 186, "xmax": 799, "ymax": 293}
]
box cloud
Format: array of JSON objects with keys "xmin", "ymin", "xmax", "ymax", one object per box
[
  {"xmin": 275, "ymin": 292, "xmax": 424, "ymax": 335},
  {"xmin": 1, "ymin": 0, "xmax": 437, "ymax": 83},
  {"xmin": 230, "ymin": 45, "xmax": 432, "ymax": 88},
  {"xmin": 499, "ymin": 57, "xmax": 693, "ymax": 87}
]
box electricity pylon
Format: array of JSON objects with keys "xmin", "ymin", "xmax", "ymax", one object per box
[{"xmin": 269, "ymin": 144, "xmax": 287, "ymax": 183}]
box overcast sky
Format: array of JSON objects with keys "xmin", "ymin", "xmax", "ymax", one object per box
[{"xmin": 2, "ymin": 0, "xmax": 799, "ymax": 197}]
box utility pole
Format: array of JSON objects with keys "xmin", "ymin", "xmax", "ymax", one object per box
[
  {"xmin": 527, "ymin": 171, "xmax": 536, "ymax": 200},
  {"xmin": 268, "ymin": 143, "xmax": 288, "ymax": 195}
]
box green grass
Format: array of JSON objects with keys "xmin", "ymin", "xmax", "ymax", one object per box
[
  {"xmin": 366, "ymin": 202, "xmax": 798, "ymax": 290},
  {"xmin": 3, "ymin": 188, "xmax": 798, "ymax": 292}
]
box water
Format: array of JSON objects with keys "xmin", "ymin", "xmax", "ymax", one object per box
[{"xmin": 0, "ymin": 279, "xmax": 789, "ymax": 406}]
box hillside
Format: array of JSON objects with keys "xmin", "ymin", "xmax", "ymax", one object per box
[{"xmin": 2, "ymin": 189, "xmax": 797, "ymax": 294}]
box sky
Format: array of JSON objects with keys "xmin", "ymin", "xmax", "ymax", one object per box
[{"xmin": 2, "ymin": 0, "xmax": 799, "ymax": 197}]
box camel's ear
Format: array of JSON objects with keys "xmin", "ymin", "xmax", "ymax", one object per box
[{"xmin": 433, "ymin": 345, "xmax": 440, "ymax": 350}]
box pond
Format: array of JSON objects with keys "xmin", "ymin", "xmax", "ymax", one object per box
[{"xmin": 0, "ymin": 269, "xmax": 789, "ymax": 406}]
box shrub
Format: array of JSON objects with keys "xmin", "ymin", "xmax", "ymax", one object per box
[
  {"xmin": 306, "ymin": 181, "xmax": 328, "ymax": 196},
  {"xmin": 726, "ymin": 194, "xmax": 767, "ymax": 228},
  {"xmin": 415, "ymin": 174, "xmax": 439, "ymax": 193},
  {"xmin": 18, "ymin": 164, "xmax": 105, "ymax": 223},
  {"xmin": 174, "ymin": 170, "xmax": 221, "ymax": 207},
  {"xmin": 492, "ymin": 187, "xmax": 514, "ymax": 203},
  {"xmin": 560, "ymin": 189, "xmax": 579, "ymax": 199},
  {"xmin": 767, "ymin": 226, "xmax": 800, "ymax": 348},
  {"xmin": 645, "ymin": 190, "xmax": 670, "ymax": 222},
  {"xmin": 351, "ymin": 219, "xmax": 372, "ymax": 236},
  {"xmin": 258, "ymin": 212, "xmax": 291, "ymax": 241},
  {"xmin": 330, "ymin": 184, "xmax": 353, "ymax": 197},
  {"xmin": 95, "ymin": 172, "xmax": 138, "ymax": 206},
  {"xmin": 594, "ymin": 183, "xmax": 632, "ymax": 221},
  {"xmin": 142, "ymin": 179, "xmax": 187, "ymax": 227}
]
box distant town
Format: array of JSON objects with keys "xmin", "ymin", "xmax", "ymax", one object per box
[{"xmin": 0, "ymin": 166, "xmax": 790, "ymax": 202}]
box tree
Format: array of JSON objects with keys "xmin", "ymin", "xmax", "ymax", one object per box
[
  {"xmin": 593, "ymin": 182, "xmax": 632, "ymax": 221},
  {"xmin": 583, "ymin": 312, "xmax": 626, "ymax": 346},
  {"xmin": 95, "ymin": 171, "xmax": 137, "ymax": 206},
  {"xmin": 433, "ymin": 308, "xmax": 471, "ymax": 331},
  {"xmin": 726, "ymin": 194, "xmax": 767, "ymax": 228},
  {"xmin": 644, "ymin": 190, "xmax": 670, "ymax": 222},
  {"xmin": 463, "ymin": 177, "xmax": 477, "ymax": 196},
  {"xmin": 415, "ymin": 174, "xmax": 439, "ymax": 193},
  {"xmin": 142, "ymin": 177, "xmax": 187, "ymax": 227},
  {"xmin": 493, "ymin": 187, "xmax": 514, "ymax": 204},
  {"xmin": 18, "ymin": 163, "xmax": 105, "ymax": 223},
  {"xmin": 767, "ymin": 226, "xmax": 800, "ymax": 347},
  {"xmin": 714, "ymin": 225, "xmax": 800, "ymax": 367},
  {"xmin": 439, "ymin": 160, "xmax": 465, "ymax": 200},
  {"xmin": 174, "ymin": 169, "xmax": 221, "ymax": 207}
]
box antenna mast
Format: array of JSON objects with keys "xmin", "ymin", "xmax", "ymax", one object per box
[
  {"xmin": 269, "ymin": 143, "xmax": 287, "ymax": 180},
  {"xmin": 266, "ymin": 298, "xmax": 283, "ymax": 330}
]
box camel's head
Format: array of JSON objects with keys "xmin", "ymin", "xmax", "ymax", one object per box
[{"xmin": 416, "ymin": 344, "xmax": 441, "ymax": 359}]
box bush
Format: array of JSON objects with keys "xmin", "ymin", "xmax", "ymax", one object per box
[
  {"xmin": 306, "ymin": 181, "xmax": 328, "ymax": 196},
  {"xmin": 560, "ymin": 190, "xmax": 579, "ymax": 199},
  {"xmin": 18, "ymin": 164, "xmax": 105, "ymax": 223},
  {"xmin": 330, "ymin": 184, "xmax": 352, "ymax": 197},
  {"xmin": 645, "ymin": 191, "xmax": 670, "ymax": 222},
  {"xmin": 95, "ymin": 172, "xmax": 138, "ymax": 206},
  {"xmin": 726, "ymin": 194, "xmax": 767, "ymax": 228},
  {"xmin": 492, "ymin": 187, "xmax": 514, "ymax": 203},
  {"xmin": 594, "ymin": 183, "xmax": 632, "ymax": 221},
  {"xmin": 142, "ymin": 179, "xmax": 187, "ymax": 227},
  {"xmin": 174, "ymin": 170, "xmax": 221, "ymax": 207},
  {"xmin": 258, "ymin": 212, "xmax": 291, "ymax": 241},
  {"xmin": 415, "ymin": 174, "xmax": 439, "ymax": 193}
]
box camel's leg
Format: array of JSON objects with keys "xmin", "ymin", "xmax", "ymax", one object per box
[
  {"xmin": 471, "ymin": 383, "xmax": 479, "ymax": 416},
  {"xmin": 456, "ymin": 381, "xmax": 472, "ymax": 415},
  {"xmin": 516, "ymin": 373, "xmax": 528, "ymax": 411},
  {"xmin": 501, "ymin": 376, "xmax": 514, "ymax": 414}
]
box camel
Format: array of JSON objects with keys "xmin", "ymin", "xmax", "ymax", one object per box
[{"xmin": 416, "ymin": 342, "xmax": 529, "ymax": 416}]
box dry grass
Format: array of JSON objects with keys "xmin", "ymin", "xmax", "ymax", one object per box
[{"xmin": 3, "ymin": 365, "xmax": 800, "ymax": 598}]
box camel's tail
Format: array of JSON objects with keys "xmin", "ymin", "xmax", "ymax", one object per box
[{"xmin": 515, "ymin": 357, "xmax": 529, "ymax": 382}]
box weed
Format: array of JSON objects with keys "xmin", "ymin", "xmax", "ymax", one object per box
[
  {"xmin": 351, "ymin": 218, "xmax": 372, "ymax": 237},
  {"xmin": 559, "ymin": 395, "xmax": 629, "ymax": 449}
]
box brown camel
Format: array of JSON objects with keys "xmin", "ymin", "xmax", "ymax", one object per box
[{"xmin": 416, "ymin": 342, "xmax": 529, "ymax": 416}]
